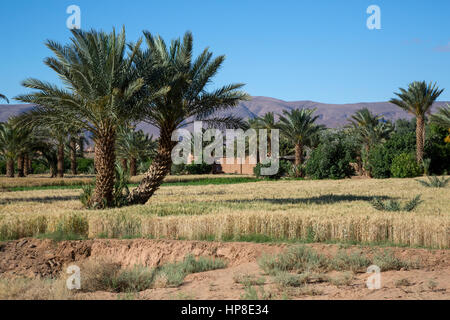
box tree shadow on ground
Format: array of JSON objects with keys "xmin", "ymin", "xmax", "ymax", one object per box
[
  {"xmin": 225, "ymin": 194, "xmax": 394, "ymax": 205},
  {"xmin": 0, "ymin": 195, "xmax": 80, "ymax": 204}
]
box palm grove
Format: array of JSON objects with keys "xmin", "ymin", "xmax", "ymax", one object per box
[{"xmin": 1, "ymin": 28, "xmax": 450, "ymax": 209}]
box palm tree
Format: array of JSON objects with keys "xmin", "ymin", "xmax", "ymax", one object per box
[
  {"xmin": 126, "ymin": 31, "xmax": 249, "ymax": 205},
  {"xmin": 278, "ymin": 108, "xmax": 324, "ymax": 172},
  {"xmin": 15, "ymin": 28, "xmax": 144, "ymax": 207},
  {"xmin": 390, "ymin": 81, "xmax": 444, "ymax": 163},
  {"xmin": 0, "ymin": 94, "xmax": 9, "ymax": 103},
  {"xmin": 347, "ymin": 108, "xmax": 393, "ymax": 175},
  {"xmin": 117, "ymin": 125, "xmax": 157, "ymax": 176},
  {"xmin": 431, "ymin": 104, "xmax": 450, "ymax": 143},
  {"xmin": 0, "ymin": 120, "xmax": 30, "ymax": 177}
]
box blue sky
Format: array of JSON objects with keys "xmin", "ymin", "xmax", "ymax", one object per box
[{"xmin": 0, "ymin": 0, "xmax": 449, "ymax": 103}]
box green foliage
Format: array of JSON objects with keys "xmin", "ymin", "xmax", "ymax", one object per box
[
  {"xmin": 368, "ymin": 129, "xmax": 416, "ymax": 179},
  {"xmin": 185, "ymin": 162, "xmax": 213, "ymax": 175},
  {"xmin": 77, "ymin": 158, "xmax": 95, "ymax": 174},
  {"xmin": 254, "ymin": 160, "xmax": 291, "ymax": 179},
  {"xmin": 171, "ymin": 163, "xmax": 186, "ymax": 175},
  {"xmin": 305, "ymin": 133, "xmax": 354, "ymax": 180},
  {"xmin": 370, "ymin": 195, "xmax": 422, "ymax": 212},
  {"xmin": 390, "ymin": 153, "xmax": 423, "ymax": 178},
  {"xmin": 424, "ymin": 123, "xmax": 450, "ymax": 175},
  {"xmin": 417, "ymin": 175, "xmax": 450, "ymax": 188}
]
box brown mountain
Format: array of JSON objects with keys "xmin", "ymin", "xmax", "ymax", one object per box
[{"xmin": 1, "ymin": 97, "xmax": 448, "ymax": 136}]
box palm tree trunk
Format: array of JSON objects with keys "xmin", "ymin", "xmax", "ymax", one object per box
[
  {"xmin": 130, "ymin": 157, "xmax": 137, "ymax": 176},
  {"xmin": 6, "ymin": 159, "xmax": 14, "ymax": 177},
  {"xmin": 23, "ymin": 154, "xmax": 29, "ymax": 176},
  {"xmin": 91, "ymin": 130, "xmax": 116, "ymax": 208},
  {"xmin": 294, "ymin": 143, "xmax": 302, "ymax": 166},
  {"xmin": 17, "ymin": 155, "xmax": 25, "ymax": 178},
  {"xmin": 70, "ymin": 138, "xmax": 78, "ymax": 175},
  {"xmin": 294, "ymin": 143, "xmax": 303, "ymax": 177},
  {"xmin": 57, "ymin": 142, "xmax": 65, "ymax": 178},
  {"xmin": 127, "ymin": 127, "xmax": 175, "ymax": 205},
  {"xmin": 416, "ymin": 116, "xmax": 425, "ymax": 164},
  {"xmin": 26, "ymin": 155, "xmax": 32, "ymax": 175},
  {"xmin": 121, "ymin": 158, "xmax": 128, "ymax": 172}
]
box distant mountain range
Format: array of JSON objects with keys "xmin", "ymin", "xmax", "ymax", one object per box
[{"xmin": 1, "ymin": 97, "xmax": 449, "ymax": 137}]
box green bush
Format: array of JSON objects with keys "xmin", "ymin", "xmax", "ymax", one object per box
[
  {"xmin": 424, "ymin": 124, "xmax": 450, "ymax": 175},
  {"xmin": 171, "ymin": 163, "xmax": 186, "ymax": 175},
  {"xmin": 368, "ymin": 131, "xmax": 416, "ymax": 179},
  {"xmin": 77, "ymin": 158, "xmax": 95, "ymax": 174},
  {"xmin": 254, "ymin": 160, "xmax": 291, "ymax": 179},
  {"xmin": 185, "ymin": 162, "xmax": 212, "ymax": 175},
  {"xmin": 390, "ymin": 153, "xmax": 422, "ymax": 178},
  {"xmin": 32, "ymin": 161, "xmax": 47, "ymax": 174},
  {"xmin": 305, "ymin": 138, "xmax": 354, "ymax": 180}
]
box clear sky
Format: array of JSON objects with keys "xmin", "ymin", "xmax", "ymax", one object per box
[{"xmin": 0, "ymin": 0, "xmax": 449, "ymax": 104}]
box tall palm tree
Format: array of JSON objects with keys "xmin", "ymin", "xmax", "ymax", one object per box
[
  {"xmin": 390, "ymin": 81, "xmax": 444, "ymax": 163},
  {"xmin": 278, "ymin": 108, "xmax": 324, "ymax": 170},
  {"xmin": 431, "ymin": 104, "xmax": 450, "ymax": 143},
  {"xmin": 117, "ymin": 125, "xmax": 157, "ymax": 176},
  {"xmin": 15, "ymin": 28, "xmax": 144, "ymax": 207},
  {"xmin": 347, "ymin": 108, "xmax": 393, "ymax": 175},
  {"xmin": 126, "ymin": 31, "xmax": 249, "ymax": 205},
  {"xmin": 0, "ymin": 94, "xmax": 9, "ymax": 103}
]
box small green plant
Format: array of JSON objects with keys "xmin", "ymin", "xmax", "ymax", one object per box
[
  {"xmin": 233, "ymin": 274, "xmax": 266, "ymax": 286},
  {"xmin": 80, "ymin": 184, "xmax": 94, "ymax": 208},
  {"xmin": 331, "ymin": 250, "xmax": 371, "ymax": 272},
  {"xmin": 258, "ymin": 245, "xmax": 329, "ymax": 275},
  {"xmin": 240, "ymin": 286, "xmax": 273, "ymax": 300},
  {"xmin": 370, "ymin": 195, "xmax": 422, "ymax": 212},
  {"xmin": 329, "ymin": 272, "xmax": 354, "ymax": 286},
  {"xmin": 373, "ymin": 250, "xmax": 418, "ymax": 271},
  {"xmin": 417, "ymin": 175, "xmax": 450, "ymax": 188}
]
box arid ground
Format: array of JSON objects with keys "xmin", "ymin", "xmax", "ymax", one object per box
[{"xmin": 0, "ymin": 175, "xmax": 448, "ymax": 300}]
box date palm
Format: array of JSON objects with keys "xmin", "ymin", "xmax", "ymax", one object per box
[
  {"xmin": 15, "ymin": 28, "xmax": 144, "ymax": 207},
  {"xmin": 127, "ymin": 31, "xmax": 249, "ymax": 205},
  {"xmin": 0, "ymin": 120, "xmax": 30, "ymax": 177},
  {"xmin": 347, "ymin": 108, "xmax": 393, "ymax": 175},
  {"xmin": 390, "ymin": 81, "xmax": 444, "ymax": 163},
  {"xmin": 117, "ymin": 125, "xmax": 157, "ymax": 176},
  {"xmin": 0, "ymin": 94, "xmax": 9, "ymax": 103},
  {"xmin": 278, "ymin": 108, "xmax": 324, "ymax": 170}
]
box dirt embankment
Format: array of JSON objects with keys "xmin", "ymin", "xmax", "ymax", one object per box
[{"xmin": 0, "ymin": 239, "xmax": 448, "ymax": 300}]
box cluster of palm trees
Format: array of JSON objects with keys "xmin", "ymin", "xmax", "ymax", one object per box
[
  {"xmin": 245, "ymin": 109, "xmax": 324, "ymax": 176},
  {"xmin": 2, "ymin": 27, "xmax": 450, "ymax": 209},
  {"xmin": 11, "ymin": 28, "xmax": 247, "ymax": 208}
]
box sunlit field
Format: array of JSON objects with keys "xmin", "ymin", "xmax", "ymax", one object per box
[{"xmin": 0, "ymin": 175, "xmax": 448, "ymax": 248}]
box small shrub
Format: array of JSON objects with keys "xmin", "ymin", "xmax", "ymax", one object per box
[
  {"xmin": 233, "ymin": 274, "xmax": 266, "ymax": 287},
  {"xmin": 240, "ymin": 286, "xmax": 273, "ymax": 300},
  {"xmin": 417, "ymin": 175, "xmax": 450, "ymax": 188},
  {"xmin": 331, "ymin": 250, "xmax": 371, "ymax": 272},
  {"xmin": 274, "ymin": 272, "xmax": 311, "ymax": 287},
  {"xmin": 258, "ymin": 245, "xmax": 329, "ymax": 275},
  {"xmin": 372, "ymin": 250, "xmax": 417, "ymax": 271},
  {"xmin": 171, "ymin": 163, "xmax": 186, "ymax": 175},
  {"xmin": 185, "ymin": 162, "xmax": 213, "ymax": 175},
  {"xmin": 330, "ymin": 272, "xmax": 354, "ymax": 286},
  {"xmin": 390, "ymin": 153, "xmax": 423, "ymax": 178},
  {"xmin": 395, "ymin": 278, "xmax": 412, "ymax": 287},
  {"xmin": 371, "ymin": 195, "xmax": 422, "ymax": 212},
  {"xmin": 254, "ymin": 160, "xmax": 291, "ymax": 179}
]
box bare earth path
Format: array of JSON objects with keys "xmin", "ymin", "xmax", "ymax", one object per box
[{"xmin": 0, "ymin": 239, "xmax": 448, "ymax": 300}]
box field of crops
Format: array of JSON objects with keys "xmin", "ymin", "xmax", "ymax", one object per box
[{"xmin": 0, "ymin": 175, "xmax": 448, "ymax": 248}]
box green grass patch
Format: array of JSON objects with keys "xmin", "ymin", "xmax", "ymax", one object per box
[{"xmin": 3, "ymin": 177, "xmax": 261, "ymax": 192}]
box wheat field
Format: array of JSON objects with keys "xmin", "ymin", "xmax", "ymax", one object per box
[{"xmin": 0, "ymin": 176, "xmax": 448, "ymax": 248}]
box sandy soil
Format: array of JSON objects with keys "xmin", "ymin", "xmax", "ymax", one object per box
[{"xmin": 0, "ymin": 239, "xmax": 448, "ymax": 300}]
